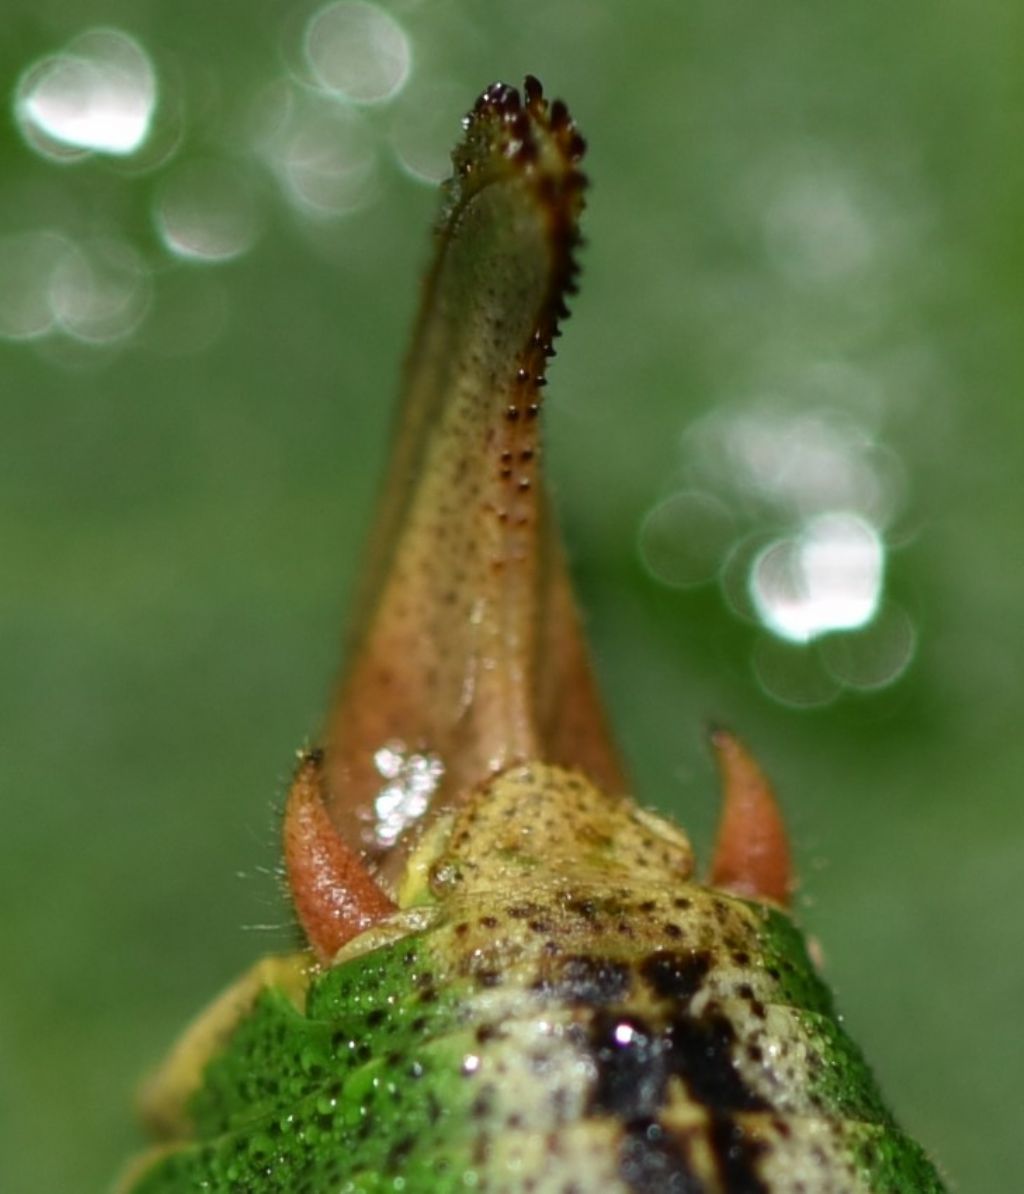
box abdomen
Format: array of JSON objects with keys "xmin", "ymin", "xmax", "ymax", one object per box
[{"xmin": 130, "ymin": 875, "xmax": 943, "ymax": 1192}]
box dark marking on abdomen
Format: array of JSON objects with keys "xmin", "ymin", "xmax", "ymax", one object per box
[
  {"xmin": 641, "ymin": 950, "xmax": 711, "ymax": 1003},
  {"xmin": 668, "ymin": 1012, "xmax": 768, "ymax": 1113},
  {"xmin": 584, "ymin": 956, "xmax": 772, "ymax": 1194},
  {"xmin": 534, "ymin": 954, "xmax": 632, "ymax": 1006},
  {"xmin": 709, "ymin": 1115, "xmax": 770, "ymax": 1194},
  {"xmin": 589, "ymin": 1013, "xmax": 671, "ymax": 1121},
  {"xmin": 619, "ymin": 1120, "xmax": 704, "ymax": 1193}
]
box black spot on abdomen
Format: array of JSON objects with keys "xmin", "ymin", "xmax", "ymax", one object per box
[
  {"xmin": 641, "ymin": 951, "xmax": 711, "ymax": 1003},
  {"xmin": 589, "ymin": 1014, "xmax": 672, "ymax": 1121}
]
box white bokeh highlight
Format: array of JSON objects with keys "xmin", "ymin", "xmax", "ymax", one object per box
[
  {"xmin": 0, "ymin": 231, "xmax": 69, "ymax": 340},
  {"xmin": 637, "ymin": 490, "xmax": 735, "ymax": 588},
  {"xmin": 820, "ymin": 601, "xmax": 917, "ymax": 691},
  {"xmin": 156, "ymin": 159, "xmax": 261, "ymax": 263},
  {"xmin": 304, "ymin": 2, "xmax": 411, "ymax": 104},
  {"xmin": 15, "ymin": 28, "xmax": 157, "ymax": 159},
  {"xmin": 749, "ymin": 512, "xmax": 884, "ymax": 644},
  {"xmin": 763, "ymin": 168, "xmax": 875, "ymax": 286},
  {"xmin": 254, "ymin": 83, "xmax": 378, "ymax": 219},
  {"xmin": 388, "ymin": 81, "xmax": 467, "ymax": 184},
  {"xmin": 700, "ymin": 403, "xmax": 897, "ymax": 524},
  {"xmin": 49, "ymin": 238, "xmax": 151, "ymax": 344}
]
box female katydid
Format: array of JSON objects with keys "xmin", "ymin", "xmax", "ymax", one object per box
[{"xmin": 120, "ymin": 78, "xmax": 947, "ymax": 1193}]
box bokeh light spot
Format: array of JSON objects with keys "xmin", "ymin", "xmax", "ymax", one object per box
[
  {"xmin": 687, "ymin": 401, "xmax": 899, "ymax": 525},
  {"xmin": 156, "ymin": 159, "xmax": 261, "ymax": 263},
  {"xmin": 388, "ymin": 80, "xmax": 467, "ymax": 184},
  {"xmin": 304, "ymin": 2, "xmax": 411, "ymax": 105},
  {"xmin": 749, "ymin": 512, "xmax": 884, "ymax": 645},
  {"xmin": 0, "ymin": 231, "xmax": 69, "ymax": 340},
  {"xmin": 49, "ymin": 238, "xmax": 151, "ymax": 344},
  {"xmin": 255, "ymin": 84, "xmax": 378, "ymax": 219},
  {"xmin": 820, "ymin": 601, "xmax": 917, "ymax": 691},
  {"xmin": 14, "ymin": 28, "xmax": 157, "ymax": 160},
  {"xmin": 752, "ymin": 636, "xmax": 842, "ymax": 709},
  {"xmin": 763, "ymin": 165, "xmax": 875, "ymax": 286},
  {"xmin": 637, "ymin": 490, "xmax": 736, "ymax": 588},
  {"xmin": 719, "ymin": 532, "xmax": 773, "ymax": 623}
]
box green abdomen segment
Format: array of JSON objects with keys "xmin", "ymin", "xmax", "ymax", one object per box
[
  {"xmin": 129, "ymin": 880, "xmax": 943, "ymax": 1193},
  {"xmin": 130, "ymin": 934, "xmax": 482, "ymax": 1191}
]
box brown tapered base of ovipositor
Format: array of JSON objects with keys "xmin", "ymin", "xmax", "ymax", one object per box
[
  {"xmin": 708, "ymin": 727, "xmax": 793, "ymax": 907},
  {"xmin": 321, "ymin": 76, "xmax": 628, "ymax": 882},
  {"xmin": 283, "ymin": 750, "xmax": 396, "ymax": 963}
]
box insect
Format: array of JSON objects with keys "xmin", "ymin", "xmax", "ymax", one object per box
[{"xmin": 120, "ymin": 78, "xmax": 948, "ymax": 1193}]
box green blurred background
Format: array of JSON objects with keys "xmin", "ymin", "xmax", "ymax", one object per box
[{"xmin": 2, "ymin": 2, "xmax": 1021, "ymax": 1190}]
